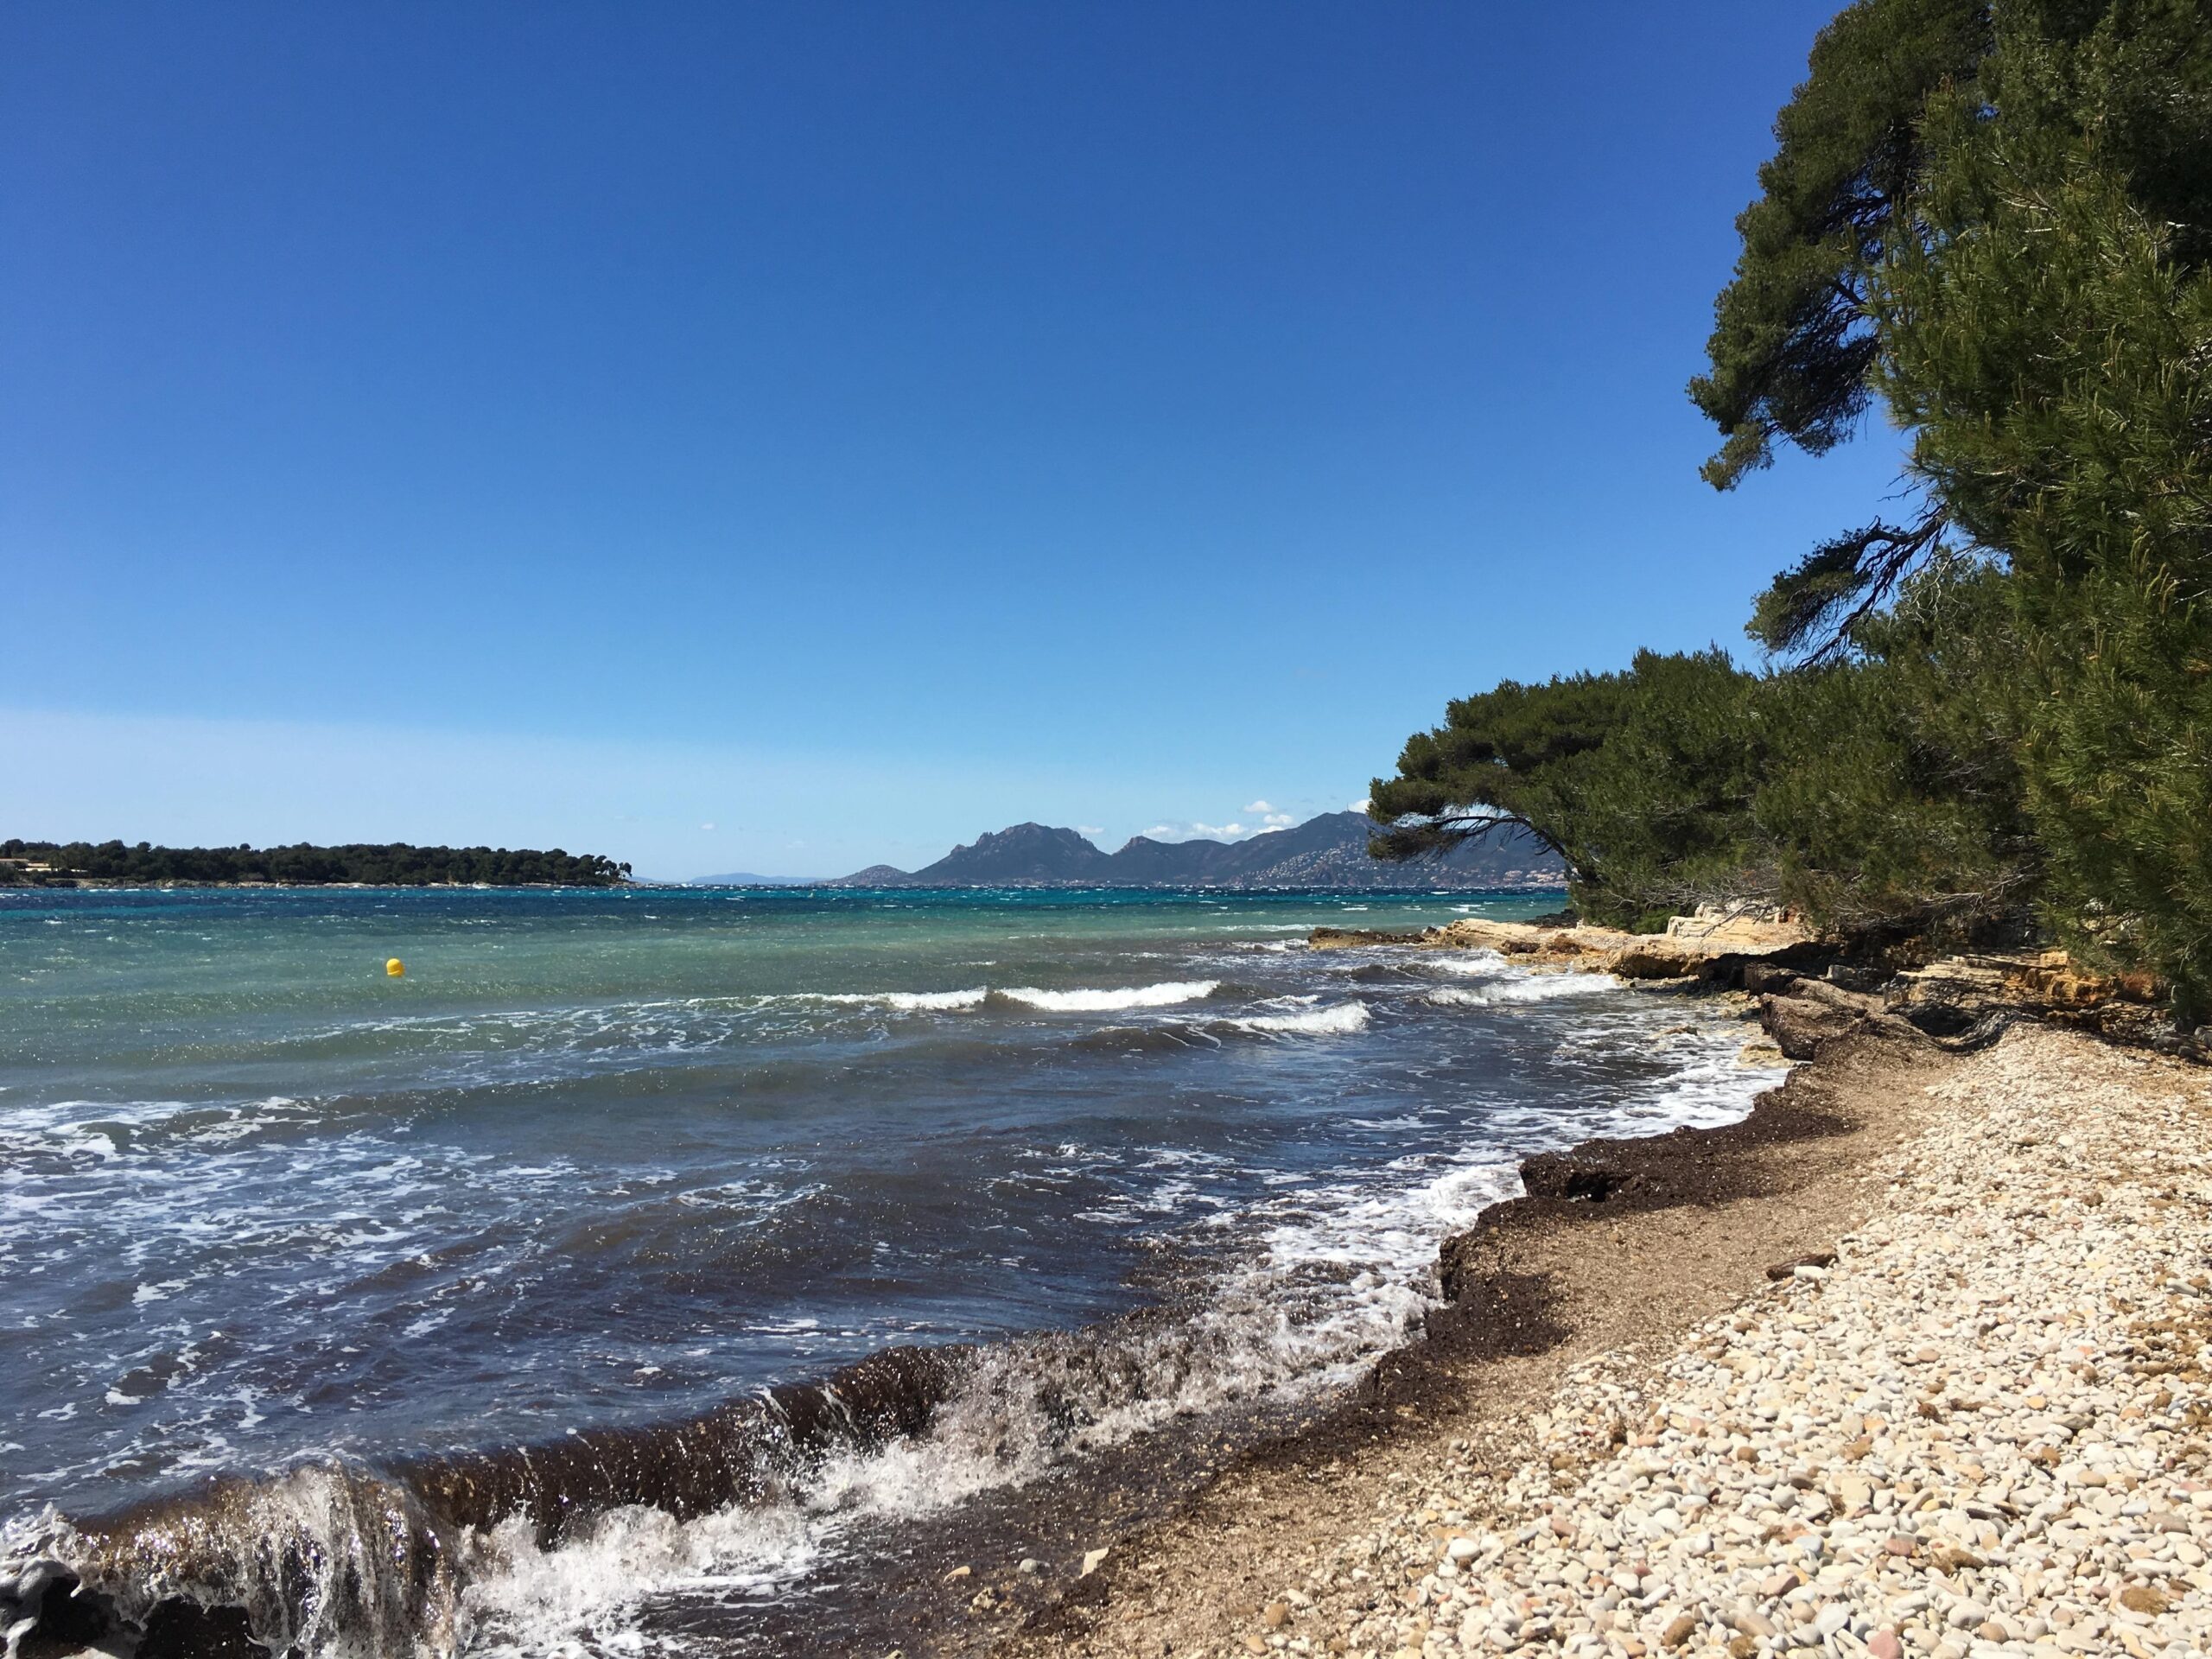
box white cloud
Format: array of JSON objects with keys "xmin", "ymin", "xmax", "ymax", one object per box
[
  {"xmin": 1262, "ymin": 811, "xmax": 1294, "ymax": 828},
  {"xmin": 1243, "ymin": 799, "xmax": 1274, "ymax": 816},
  {"xmin": 700, "ymin": 822, "xmax": 716, "ymax": 831},
  {"xmin": 1347, "ymin": 798, "xmax": 1372, "ymax": 814},
  {"xmin": 1188, "ymin": 821, "xmax": 1246, "ymax": 839},
  {"xmin": 1076, "ymin": 824, "xmax": 1105, "ymax": 838}
]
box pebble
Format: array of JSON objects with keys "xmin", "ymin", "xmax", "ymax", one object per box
[{"xmin": 1250, "ymin": 1027, "xmax": 2212, "ymax": 1659}]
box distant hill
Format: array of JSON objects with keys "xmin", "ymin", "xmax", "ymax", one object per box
[
  {"xmin": 0, "ymin": 839, "xmax": 632, "ymax": 887},
  {"xmin": 830, "ymin": 812, "xmax": 1562, "ymax": 890},
  {"xmin": 899, "ymin": 823, "xmax": 1114, "ymax": 886}
]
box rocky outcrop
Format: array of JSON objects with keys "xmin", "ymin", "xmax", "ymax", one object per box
[
  {"xmin": 1758, "ymin": 991, "xmax": 1862, "ymax": 1061},
  {"xmin": 1310, "ymin": 906, "xmax": 1817, "ymax": 988},
  {"xmin": 1886, "ymin": 949, "xmax": 2201, "ymax": 1058},
  {"xmin": 1608, "ymin": 942, "xmax": 1708, "ymax": 980},
  {"xmin": 1313, "ymin": 908, "xmax": 2204, "ymax": 1062}
]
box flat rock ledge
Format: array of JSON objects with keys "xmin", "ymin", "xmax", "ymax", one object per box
[
  {"xmin": 1243, "ymin": 1024, "xmax": 2212, "ymax": 1659},
  {"xmin": 1308, "ymin": 907, "xmax": 1815, "ymax": 984}
]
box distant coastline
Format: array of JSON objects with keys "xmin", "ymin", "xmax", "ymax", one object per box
[
  {"xmin": 0, "ymin": 840, "xmax": 632, "ymax": 889},
  {"xmin": 706, "ymin": 810, "xmax": 1567, "ymax": 893}
]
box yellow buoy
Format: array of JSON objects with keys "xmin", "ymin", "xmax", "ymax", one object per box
[{"xmin": 385, "ymin": 957, "xmax": 406, "ymax": 978}]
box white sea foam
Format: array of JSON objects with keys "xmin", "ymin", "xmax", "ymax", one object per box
[
  {"xmin": 1427, "ymin": 950, "xmax": 1507, "ymax": 976},
  {"xmin": 807, "ymin": 981, "xmax": 1222, "ymax": 1015},
  {"xmin": 999, "ymin": 980, "xmax": 1217, "ymax": 1013},
  {"xmin": 812, "ymin": 988, "xmax": 989, "ymax": 1012},
  {"xmin": 459, "ymin": 1503, "xmax": 823, "ymax": 1656},
  {"xmin": 1427, "ymin": 971, "xmax": 1614, "ymax": 1007},
  {"xmin": 1230, "ymin": 1001, "xmax": 1370, "ymax": 1035}
]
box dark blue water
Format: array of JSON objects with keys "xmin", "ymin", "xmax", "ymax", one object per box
[{"xmin": 0, "ymin": 884, "xmax": 1775, "ymax": 1652}]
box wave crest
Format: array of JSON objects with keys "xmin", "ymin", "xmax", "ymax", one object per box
[
  {"xmin": 998, "ymin": 980, "xmax": 1218, "ymax": 1013},
  {"xmin": 812, "ymin": 988, "xmax": 989, "ymax": 1011},
  {"xmin": 1229, "ymin": 1001, "xmax": 1370, "ymax": 1036},
  {"xmin": 1427, "ymin": 972, "xmax": 1612, "ymax": 1006}
]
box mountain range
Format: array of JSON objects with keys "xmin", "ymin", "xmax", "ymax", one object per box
[{"xmin": 827, "ymin": 811, "xmax": 1561, "ymax": 890}]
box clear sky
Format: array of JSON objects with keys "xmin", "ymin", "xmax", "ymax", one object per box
[{"xmin": 3, "ymin": 3, "xmax": 1905, "ymax": 880}]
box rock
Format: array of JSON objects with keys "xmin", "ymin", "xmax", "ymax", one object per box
[
  {"xmin": 1740, "ymin": 961, "xmax": 1801, "ymax": 995},
  {"xmin": 944, "ymin": 1565, "xmax": 971, "ymax": 1580},
  {"xmin": 1867, "ymin": 1631, "xmax": 1903, "ymax": 1659},
  {"xmin": 1264, "ymin": 1601, "xmax": 1290, "ymax": 1627},
  {"xmin": 1017, "ymin": 1558, "xmax": 1043, "ymax": 1575},
  {"xmin": 1306, "ymin": 927, "xmax": 1429, "ymax": 950},
  {"xmin": 1662, "ymin": 1612, "xmax": 1699, "ymax": 1648},
  {"xmin": 1081, "ymin": 1547, "xmax": 1109, "ymax": 1578},
  {"xmin": 1764, "ymin": 1252, "xmax": 1839, "ymax": 1281},
  {"xmin": 1609, "ymin": 944, "xmax": 1702, "ymax": 980},
  {"xmin": 1758, "ymin": 991, "xmax": 1862, "ymax": 1060},
  {"xmin": 2119, "ymin": 1585, "xmax": 2170, "ymax": 1614}
]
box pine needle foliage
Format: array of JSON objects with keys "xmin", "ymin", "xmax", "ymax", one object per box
[
  {"xmin": 1370, "ymin": 565, "xmax": 2031, "ymax": 942},
  {"xmin": 1878, "ymin": 3, "xmax": 2212, "ymax": 1014},
  {"xmin": 1379, "ymin": 0, "xmax": 2212, "ymax": 1020}
]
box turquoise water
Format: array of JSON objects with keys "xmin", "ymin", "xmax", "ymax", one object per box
[{"xmin": 0, "ymin": 883, "xmax": 1775, "ymax": 1653}]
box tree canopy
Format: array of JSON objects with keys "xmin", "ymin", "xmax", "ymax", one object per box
[
  {"xmin": 1376, "ymin": 0, "xmax": 2212, "ymax": 1020},
  {"xmin": 0, "ymin": 841, "xmax": 632, "ymax": 887}
]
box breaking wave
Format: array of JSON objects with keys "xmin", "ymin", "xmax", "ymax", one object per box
[
  {"xmin": 1427, "ymin": 972, "xmax": 1614, "ymax": 1006},
  {"xmin": 1227, "ymin": 1001, "xmax": 1370, "ymax": 1035},
  {"xmin": 997, "ymin": 980, "xmax": 1219, "ymax": 1012},
  {"xmin": 0, "ymin": 1118, "xmax": 1517, "ymax": 1658},
  {"xmin": 808, "ymin": 980, "xmax": 1221, "ymax": 1015},
  {"xmin": 810, "ymin": 987, "xmax": 991, "ymax": 1011}
]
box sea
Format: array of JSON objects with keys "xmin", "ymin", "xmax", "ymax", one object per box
[{"xmin": 0, "ymin": 884, "xmax": 1781, "ymax": 1654}]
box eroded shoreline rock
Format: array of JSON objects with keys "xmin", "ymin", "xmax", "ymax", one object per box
[{"xmin": 1308, "ymin": 906, "xmax": 1817, "ymax": 988}]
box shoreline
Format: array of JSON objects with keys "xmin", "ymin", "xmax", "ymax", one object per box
[
  {"xmin": 0, "ymin": 922, "xmax": 1772, "ymax": 1658},
  {"xmin": 988, "ymin": 1001, "xmax": 2211, "ymax": 1659},
  {"xmin": 985, "ymin": 1004, "xmax": 1953, "ymax": 1659},
  {"xmin": 19, "ymin": 928, "xmax": 2190, "ymax": 1657}
]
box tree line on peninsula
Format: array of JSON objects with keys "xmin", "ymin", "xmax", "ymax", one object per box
[
  {"xmin": 0, "ymin": 840, "xmax": 632, "ymax": 887},
  {"xmin": 1373, "ymin": 0, "xmax": 2212, "ymax": 1019}
]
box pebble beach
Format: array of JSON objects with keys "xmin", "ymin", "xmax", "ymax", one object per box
[{"xmin": 1256, "ymin": 1023, "xmax": 2212, "ymax": 1659}]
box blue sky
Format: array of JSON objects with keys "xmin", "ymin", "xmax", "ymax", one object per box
[{"xmin": 3, "ymin": 3, "xmax": 1906, "ymax": 880}]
